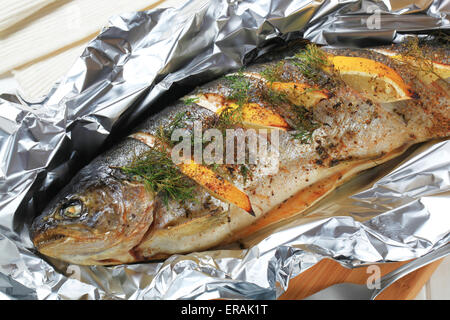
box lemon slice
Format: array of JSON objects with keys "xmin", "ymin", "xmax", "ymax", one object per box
[
  {"xmin": 269, "ymin": 82, "xmax": 330, "ymax": 109},
  {"xmin": 327, "ymin": 55, "xmax": 417, "ymax": 103},
  {"xmin": 432, "ymin": 62, "xmax": 450, "ymax": 79},
  {"xmin": 241, "ymin": 72, "xmax": 330, "ymax": 109},
  {"xmin": 192, "ymin": 93, "xmax": 290, "ymax": 131},
  {"xmin": 178, "ymin": 162, "xmax": 254, "ymax": 215},
  {"xmin": 130, "ymin": 131, "xmax": 255, "ymax": 216},
  {"xmin": 218, "ymin": 102, "xmax": 290, "ymax": 130},
  {"xmin": 413, "ymin": 60, "xmax": 450, "ymax": 85},
  {"xmin": 372, "ymin": 48, "xmax": 450, "ymax": 85}
]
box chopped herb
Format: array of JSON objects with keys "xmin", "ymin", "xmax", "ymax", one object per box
[
  {"xmin": 156, "ymin": 111, "xmax": 190, "ymax": 146},
  {"xmin": 292, "ymin": 44, "xmax": 329, "ymax": 83},
  {"xmin": 208, "ymin": 163, "xmax": 221, "ymax": 172},
  {"xmin": 224, "ymin": 70, "xmax": 251, "ymax": 106},
  {"xmin": 421, "ymin": 31, "xmax": 450, "ymax": 47},
  {"xmin": 119, "ymin": 148, "xmax": 196, "ymax": 206},
  {"xmin": 291, "ymin": 129, "xmax": 314, "ymax": 144},
  {"xmin": 261, "ymin": 61, "xmax": 285, "ymax": 83},
  {"xmin": 261, "ymin": 87, "xmax": 289, "ymax": 105},
  {"xmin": 401, "ymin": 36, "xmax": 443, "ymax": 80},
  {"xmin": 240, "ymin": 164, "xmax": 251, "ymax": 183},
  {"xmin": 182, "ymin": 96, "xmax": 199, "ymax": 106},
  {"xmin": 290, "ymin": 105, "xmax": 319, "ymax": 143},
  {"xmin": 216, "ymin": 104, "xmax": 244, "ymax": 130}
]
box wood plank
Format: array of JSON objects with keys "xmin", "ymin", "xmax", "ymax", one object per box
[
  {"xmin": 426, "ymin": 256, "xmax": 450, "ymax": 299},
  {"xmin": 279, "ymin": 258, "xmax": 443, "ymax": 300}
]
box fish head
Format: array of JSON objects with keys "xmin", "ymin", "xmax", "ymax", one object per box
[{"xmin": 31, "ymin": 167, "xmax": 154, "ymax": 265}]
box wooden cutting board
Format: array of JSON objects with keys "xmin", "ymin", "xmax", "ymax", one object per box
[{"xmin": 279, "ymin": 258, "xmax": 443, "ymax": 300}]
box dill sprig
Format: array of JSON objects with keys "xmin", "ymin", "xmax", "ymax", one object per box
[
  {"xmin": 422, "ymin": 30, "xmax": 450, "ymax": 47},
  {"xmin": 208, "ymin": 163, "xmax": 221, "ymax": 172},
  {"xmin": 401, "ymin": 36, "xmax": 443, "ymax": 80},
  {"xmin": 261, "ymin": 87, "xmax": 289, "ymax": 105},
  {"xmin": 290, "ymin": 105, "xmax": 319, "ymax": 143},
  {"xmin": 215, "ymin": 104, "xmax": 244, "ymax": 131},
  {"xmin": 260, "ymin": 61, "xmax": 285, "ymax": 83},
  {"xmin": 119, "ymin": 148, "xmax": 196, "ymax": 206},
  {"xmin": 156, "ymin": 111, "xmax": 189, "ymax": 147},
  {"xmin": 292, "ymin": 44, "xmax": 329, "ymax": 83},
  {"xmin": 224, "ymin": 70, "xmax": 251, "ymax": 106},
  {"xmin": 240, "ymin": 164, "xmax": 251, "ymax": 184},
  {"xmin": 291, "ymin": 129, "xmax": 314, "ymax": 143},
  {"xmin": 182, "ymin": 96, "xmax": 199, "ymax": 106}
]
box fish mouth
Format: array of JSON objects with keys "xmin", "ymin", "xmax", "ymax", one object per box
[
  {"xmin": 33, "ymin": 233, "xmax": 67, "ymax": 248},
  {"xmin": 32, "ymin": 227, "xmax": 114, "ymax": 266},
  {"xmin": 32, "ymin": 226, "xmax": 98, "ymax": 253},
  {"xmin": 32, "ymin": 232, "xmax": 73, "ymax": 260},
  {"xmin": 33, "ymin": 230, "xmax": 74, "ymax": 251}
]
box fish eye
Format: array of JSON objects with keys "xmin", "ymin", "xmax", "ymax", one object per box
[{"xmin": 61, "ymin": 200, "xmax": 83, "ymax": 218}]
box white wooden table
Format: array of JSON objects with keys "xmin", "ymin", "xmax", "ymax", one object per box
[{"xmin": 0, "ymin": 0, "xmax": 448, "ymax": 300}]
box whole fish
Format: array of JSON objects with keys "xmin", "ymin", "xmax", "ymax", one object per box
[{"xmin": 31, "ymin": 38, "xmax": 449, "ymax": 265}]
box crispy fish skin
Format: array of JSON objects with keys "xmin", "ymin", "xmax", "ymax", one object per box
[{"xmin": 31, "ymin": 41, "xmax": 450, "ymax": 265}]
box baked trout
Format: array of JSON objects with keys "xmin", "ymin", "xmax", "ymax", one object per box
[{"xmin": 31, "ymin": 38, "xmax": 449, "ymax": 265}]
